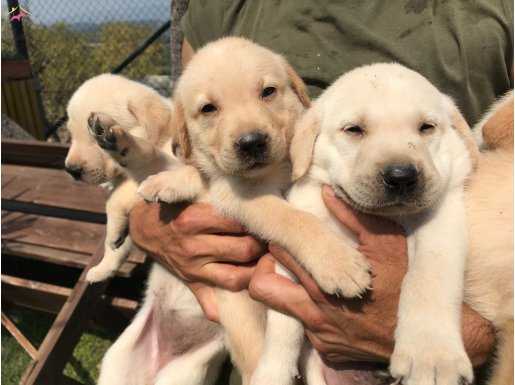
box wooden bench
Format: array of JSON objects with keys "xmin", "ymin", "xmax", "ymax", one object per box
[{"xmin": 2, "ymin": 139, "xmax": 145, "ymax": 385}]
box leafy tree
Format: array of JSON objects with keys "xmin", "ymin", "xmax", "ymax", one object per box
[
  {"xmin": 94, "ymin": 22, "xmax": 169, "ymax": 79},
  {"xmin": 2, "ymin": 19, "xmax": 170, "ymax": 133}
]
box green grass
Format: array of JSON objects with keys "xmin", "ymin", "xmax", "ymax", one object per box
[{"xmin": 1, "ymin": 307, "xmax": 115, "ymax": 385}]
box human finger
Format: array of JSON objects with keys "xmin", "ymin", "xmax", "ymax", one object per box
[
  {"xmin": 249, "ymin": 254, "xmax": 326, "ymax": 332},
  {"xmin": 173, "ymin": 202, "xmax": 247, "ymax": 235},
  {"xmin": 187, "ymin": 282, "xmax": 219, "ymax": 323}
]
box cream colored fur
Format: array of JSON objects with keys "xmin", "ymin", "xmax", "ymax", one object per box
[
  {"xmin": 125, "ymin": 37, "xmax": 372, "ymax": 384},
  {"xmin": 65, "ymin": 74, "xmax": 226, "ymax": 385},
  {"xmin": 65, "ymin": 74, "xmax": 174, "ymax": 282},
  {"xmin": 287, "ymin": 63, "xmax": 479, "ymax": 385},
  {"xmin": 465, "ymin": 93, "xmax": 513, "ymax": 385},
  {"xmin": 473, "ymin": 90, "xmax": 514, "ymax": 151}
]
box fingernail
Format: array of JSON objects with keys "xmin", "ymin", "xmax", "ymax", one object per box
[{"xmin": 322, "ymin": 184, "xmax": 335, "ymax": 198}]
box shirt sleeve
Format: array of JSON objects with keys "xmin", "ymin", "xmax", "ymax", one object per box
[
  {"xmin": 502, "ymin": 0, "xmax": 514, "ymax": 86},
  {"xmin": 180, "ymin": 0, "xmax": 228, "ymax": 50}
]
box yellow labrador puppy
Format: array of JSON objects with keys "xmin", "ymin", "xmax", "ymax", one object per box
[
  {"xmin": 66, "ymin": 75, "xmax": 227, "ymax": 385},
  {"xmin": 466, "ymin": 92, "xmax": 513, "ymax": 385},
  {"xmin": 473, "ymin": 90, "xmax": 513, "ymax": 151},
  {"xmin": 123, "ymin": 37, "xmax": 371, "ymax": 384},
  {"xmin": 65, "ymin": 73, "xmax": 173, "ymax": 282},
  {"xmin": 285, "ymin": 63, "xmax": 478, "ymax": 385}
]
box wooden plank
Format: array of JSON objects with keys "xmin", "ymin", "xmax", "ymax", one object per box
[
  {"xmin": 22, "ymin": 244, "xmax": 109, "ymax": 385},
  {"xmin": 20, "ymin": 361, "xmax": 37, "ymax": 385},
  {"xmin": 2, "ymin": 274, "xmax": 71, "ymax": 314},
  {"xmin": 2, "ymin": 275, "xmax": 139, "ymax": 317},
  {"xmin": 2, "ymin": 243, "xmax": 138, "ymax": 278},
  {"xmin": 128, "ymin": 247, "xmax": 146, "ymax": 264},
  {"xmin": 2, "ymin": 199, "xmax": 107, "ymax": 224},
  {"xmin": 2, "ymin": 164, "xmax": 107, "ymax": 214},
  {"xmin": 108, "ymin": 296, "xmax": 139, "ymax": 314},
  {"xmin": 2, "ymin": 140, "xmax": 69, "ymax": 169},
  {"xmin": 2, "ymin": 212, "xmax": 105, "ymax": 255},
  {"xmin": 1, "ymin": 312, "xmax": 38, "ymax": 360}
]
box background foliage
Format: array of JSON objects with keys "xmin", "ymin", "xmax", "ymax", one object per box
[{"xmin": 2, "ymin": 18, "xmax": 170, "ymax": 130}]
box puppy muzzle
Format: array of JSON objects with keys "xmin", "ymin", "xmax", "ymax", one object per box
[
  {"xmin": 381, "ymin": 164, "xmax": 419, "ymax": 196},
  {"xmin": 234, "ymin": 131, "xmax": 270, "ymax": 168},
  {"xmin": 65, "ymin": 165, "xmax": 84, "ymax": 181}
]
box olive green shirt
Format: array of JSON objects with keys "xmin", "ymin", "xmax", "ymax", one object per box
[{"xmin": 182, "ymin": 0, "xmax": 513, "ymax": 125}]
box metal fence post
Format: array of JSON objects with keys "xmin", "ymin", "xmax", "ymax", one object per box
[{"xmin": 6, "ymin": 0, "xmax": 29, "ymax": 59}]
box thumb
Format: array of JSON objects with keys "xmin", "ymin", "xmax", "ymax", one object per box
[
  {"xmin": 249, "ymin": 254, "xmax": 326, "ymax": 332},
  {"xmin": 187, "ymin": 282, "xmax": 219, "ymax": 323},
  {"xmin": 322, "ymin": 185, "xmax": 369, "ymax": 237}
]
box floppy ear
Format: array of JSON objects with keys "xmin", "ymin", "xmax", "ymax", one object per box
[
  {"xmin": 444, "ymin": 97, "xmax": 480, "ymax": 170},
  {"xmin": 285, "ymin": 63, "xmax": 311, "ymax": 109},
  {"xmin": 170, "ymin": 101, "xmax": 191, "ymax": 159},
  {"xmin": 481, "ymin": 91, "xmax": 514, "ymax": 151},
  {"xmin": 290, "ymin": 108, "xmax": 320, "ymax": 181},
  {"xmin": 128, "ymin": 95, "xmax": 171, "ymax": 145}
]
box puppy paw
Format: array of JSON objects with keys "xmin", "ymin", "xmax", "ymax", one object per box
[
  {"xmin": 86, "ymin": 264, "xmax": 115, "ymax": 283},
  {"xmin": 309, "ymin": 243, "xmax": 371, "ymax": 298},
  {"xmin": 88, "ymin": 112, "xmax": 131, "ymax": 164},
  {"xmin": 390, "ymin": 334, "xmax": 473, "ymax": 385},
  {"xmin": 138, "ymin": 171, "xmax": 198, "ymax": 203}
]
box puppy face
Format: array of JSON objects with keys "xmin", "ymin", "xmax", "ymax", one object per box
[
  {"xmin": 292, "ymin": 63, "xmax": 474, "ymax": 216},
  {"xmin": 65, "ymin": 115, "xmax": 124, "ymax": 184},
  {"xmin": 64, "ymin": 74, "xmax": 173, "ymax": 185},
  {"xmin": 173, "ymin": 37, "xmax": 309, "ymax": 179}
]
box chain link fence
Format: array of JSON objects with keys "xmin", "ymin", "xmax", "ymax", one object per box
[{"xmin": 2, "ymin": 0, "xmax": 172, "ymax": 141}]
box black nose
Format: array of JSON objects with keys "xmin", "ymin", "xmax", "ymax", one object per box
[
  {"xmin": 382, "ymin": 164, "xmax": 418, "ymax": 193},
  {"xmin": 235, "ymin": 131, "xmax": 269, "ymax": 159},
  {"xmin": 65, "ymin": 165, "xmax": 83, "ymax": 180}
]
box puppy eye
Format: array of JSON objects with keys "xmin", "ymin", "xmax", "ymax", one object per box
[
  {"xmin": 343, "ymin": 125, "xmax": 364, "ymax": 136},
  {"xmin": 200, "ymin": 103, "xmax": 217, "ymax": 114},
  {"xmin": 419, "ymin": 123, "xmax": 435, "ymax": 134},
  {"xmin": 261, "ymin": 86, "xmax": 276, "ymax": 99}
]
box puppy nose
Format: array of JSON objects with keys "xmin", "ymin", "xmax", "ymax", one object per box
[
  {"xmin": 65, "ymin": 165, "xmax": 83, "ymax": 180},
  {"xmin": 382, "ymin": 164, "xmax": 418, "ymax": 192},
  {"xmin": 235, "ymin": 131, "xmax": 269, "ymax": 158}
]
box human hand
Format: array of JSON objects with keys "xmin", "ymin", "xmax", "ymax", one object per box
[
  {"xmin": 249, "ymin": 186, "xmax": 495, "ymax": 366},
  {"xmin": 129, "ymin": 200, "xmax": 264, "ymax": 321}
]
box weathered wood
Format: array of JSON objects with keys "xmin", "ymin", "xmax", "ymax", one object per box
[
  {"xmin": 20, "ymin": 361, "xmax": 37, "ymax": 385},
  {"xmin": 2, "ymin": 140, "xmax": 69, "ymax": 169},
  {"xmin": 2, "ymin": 274, "xmax": 139, "ymax": 317},
  {"xmin": 2, "ymin": 212, "xmax": 105, "ymax": 255},
  {"xmin": 2, "ymin": 275, "xmax": 71, "ymax": 314},
  {"xmin": 2, "ymin": 243, "xmax": 139, "ymax": 278},
  {"xmin": 2, "ymin": 199, "xmax": 107, "ymax": 224},
  {"xmin": 22, "ymin": 244, "xmax": 109, "ymax": 385},
  {"xmin": 1, "ymin": 311, "xmax": 38, "ymax": 359},
  {"xmin": 2, "ymin": 164, "xmax": 107, "ymax": 214},
  {"xmin": 1, "ymin": 139, "xmax": 146, "ymax": 385}
]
